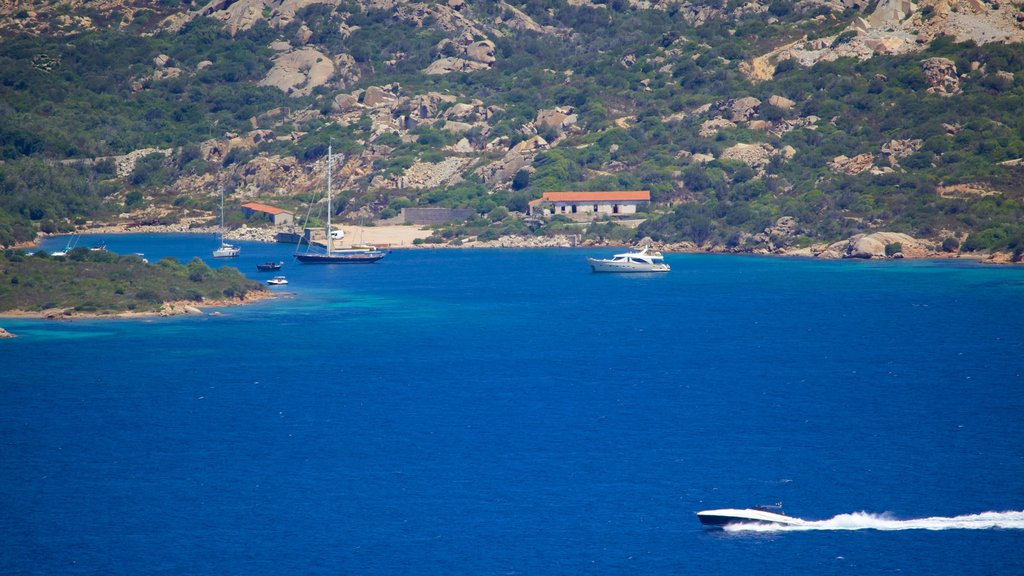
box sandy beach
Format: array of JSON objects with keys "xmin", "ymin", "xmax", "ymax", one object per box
[{"xmin": 330, "ymin": 224, "xmax": 433, "ymax": 247}]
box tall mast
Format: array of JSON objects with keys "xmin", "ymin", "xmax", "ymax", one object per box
[
  {"xmin": 219, "ymin": 187, "xmax": 224, "ymax": 243},
  {"xmin": 327, "ymin": 144, "xmax": 332, "ymax": 256}
]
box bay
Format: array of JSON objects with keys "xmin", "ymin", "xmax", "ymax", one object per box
[{"xmin": 2, "ymin": 234, "xmax": 1023, "ymax": 574}]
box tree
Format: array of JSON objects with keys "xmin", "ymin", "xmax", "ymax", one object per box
[{"xmin": 512, "ymin": 169, "xmax": 531, "ymax": 190}]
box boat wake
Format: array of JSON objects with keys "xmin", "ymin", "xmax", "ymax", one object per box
[{"xmin": 724, "ymin": 510, "xmax": 1024, "ymax": 533}]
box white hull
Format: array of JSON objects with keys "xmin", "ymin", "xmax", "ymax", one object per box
[
  {"xmin": 587, "ymin": 246, "xmax": 669, "ymax": 273},
  {"xmin": 212, "ymin": 244, "xmax": 240, "ymax": 258},
  {"xmin": 588, "ymin": 258, "xmax": 670, "ymax": 273},
  {"xmin": 697, "ymin": 508, "xmax": 804, "ymax": 528},
  {"xmin": 212, "ymin": 187, "xmax": 240, "ymax": 258}
]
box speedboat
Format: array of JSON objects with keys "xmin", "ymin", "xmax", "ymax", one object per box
[
  {"xmin": 696, "ymin": 505, "xmax": 804, "ymax": 528},
  {"xmin": 266, "ymin": 276, "xmax": 288, "ymax": 285},
  {"xmin": 587, "ymin": 246, "xmax": 670, "ymax": 273}
]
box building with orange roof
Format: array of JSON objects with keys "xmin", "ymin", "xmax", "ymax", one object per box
[
  {"xmin": 528, "ymin": 191, "xmax": 651, "ymax": 219},
  {"xmin": 241, "ymin": 202, "xmax": 294, "ymax": 226}
]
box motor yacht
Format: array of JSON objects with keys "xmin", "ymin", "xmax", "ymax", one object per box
[
  {"xmin": 587, "ymin": 246, "xmax": 670, "ymax": 273},
  {"xmin": 696, "ymin": 505, "xmax": 804, "ymax": 528}
]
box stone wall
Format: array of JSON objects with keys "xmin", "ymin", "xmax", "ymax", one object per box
[{"xmin": 401, "ymin": 207, "xmax": 476, "ymax": 225}]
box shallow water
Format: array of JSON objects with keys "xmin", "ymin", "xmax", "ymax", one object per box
[{"xmin": 2, "ymin": 234, "xmax": 1023, "ymax": 574}]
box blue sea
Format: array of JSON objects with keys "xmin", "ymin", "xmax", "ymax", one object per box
[{"xmin": 2, "ymin": 233, "xmax": 1023, "ymax": 575}]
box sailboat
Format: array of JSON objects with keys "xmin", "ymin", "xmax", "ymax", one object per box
[
  {"xmin": 51, "ymin": 234, "xmax": 79, "ymax": 257},
  {"xmin": 212, "ymin": 187, "xmax": 240, "ymax": 258},
  {"xmin": 294, "ymin": 145, "xmax": 387, "ymax": 264}
]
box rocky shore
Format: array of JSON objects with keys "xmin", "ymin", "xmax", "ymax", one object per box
[
  {"xmin": 77, "ymin": 221, "xmax": 284, "ymax": 243},
  {"xmin": 459, "ymin": 231, "xmax": 1020, "ymax": 264},
  {"xmin": 0, "ymin": 289, "xmax": 279, "ymax": 323},
  {"xmin": 19, "ymin": 220, "xmax": 1019, "ymax": 264},
  {"xmin": 27, "ymin": 221, "xmax": 433, "ymax": 249}
]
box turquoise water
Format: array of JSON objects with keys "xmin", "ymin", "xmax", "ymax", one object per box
[{"xmin": 2, "ymin": 234, "xmax": 1023, "ymax": 574}]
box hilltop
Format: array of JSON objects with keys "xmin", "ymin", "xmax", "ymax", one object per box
[{"xmin": 1, "ymin": 0, "xmax": 1023, "ymax": 259}]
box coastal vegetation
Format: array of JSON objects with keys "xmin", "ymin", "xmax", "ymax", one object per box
[
  {"xmin": 0, "ymin": 248, "xmax": 265, "ymax": 315},
  {"xmin": 1, "ymin": 1, "xmax": 1023, "ymax": 256}
]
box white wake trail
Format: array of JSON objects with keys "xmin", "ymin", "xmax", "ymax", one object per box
[{"xmin": 724, "ymin": 510, "xmax": 1024, "ymax": 533}]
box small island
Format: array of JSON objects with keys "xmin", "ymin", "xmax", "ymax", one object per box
[{"xmin": 0, "ymin": 248, "xmax": 269, "ymax": 320}]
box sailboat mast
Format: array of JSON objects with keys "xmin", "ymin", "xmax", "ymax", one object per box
[
  {"xmin": 327, "ymin": 145, "xmax": 332, "ymax": 256},
  {"xmin": 219, "ymin": 187, "xmax": 224, "ymax": 243}
]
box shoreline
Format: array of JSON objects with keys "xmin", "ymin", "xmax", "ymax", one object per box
[
  {"xmin": 0, "ymin": 289, "xmax": 281, "ymax": 322},
  {"xmin": 16, "ymin": 221, "xmax": 435, "ymax": 250},
  {"xmin": 13, "ymin": 223, "xmax": 1021, "ymax": 265}
]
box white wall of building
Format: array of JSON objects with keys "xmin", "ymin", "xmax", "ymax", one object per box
[{"xmin": 534, "ymin": 202, "xmax": 643, "ymax": 217}]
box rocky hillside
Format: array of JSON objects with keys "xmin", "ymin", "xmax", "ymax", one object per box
[{"xmin": 1, "ymin": 0, "xmax": 1023, "ymax": 258}]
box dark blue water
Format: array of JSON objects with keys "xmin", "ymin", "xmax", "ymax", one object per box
[{"xmin": 3, "ymin": 234, "xmax": 1023, "ymax": 574}]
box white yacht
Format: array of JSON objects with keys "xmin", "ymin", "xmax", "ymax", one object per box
[
  {"xmin": 51, "ymin": 235, "xmax": 79, "ymax": 257},
  {"xmin": 212, "ymin": 188, "xmax": 240, "ymax": 258},
  {"xmin": 696, "ymin": 505, "xmax": 804, "ymax": 528},
  {"xmin": 587, "ymin": 247, "xmax": 670, "ymax": 273}
]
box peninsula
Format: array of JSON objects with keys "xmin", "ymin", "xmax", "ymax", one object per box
[{"xmin": 0, "ymin": 248, "xmax": 269, "ymax": 320}]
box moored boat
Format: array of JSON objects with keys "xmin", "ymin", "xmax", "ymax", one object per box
[
  {"xmin": 212, "ymin": 188, "xmax": 240, "ymax": 258},
  {"xmin": 294, "ymin": 145, "xmax": 387, "ymax": 265},
  {"xmin": 587, "ymin": 246, "xmax": 669, "ymax": 273},
  {"xmin": 212, "ymin": 242, "xmax": 240, "ymax": 258},
  {"xmin": 256, "ymin": 261, "xmax": 284, "ymax": 272},
  {"xmin": 294, "ymin": 244, "xmax": 387, "ymax": 264},
  {"xmin": 266, "ymin": 276, "xmax": 288, "ymax": 285},
  {"xmin": 51, "ymin": 235, "xmax": 79, "ymax": 257}
]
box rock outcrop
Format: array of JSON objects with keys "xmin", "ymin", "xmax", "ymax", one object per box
[
  {"xmin": 698, "ymin": 118, "xmax": 737, "ymax": 138},
  {"xmin": 745, "ymin": 0, "xmax": 1024, "ymax": 80},
  {"xmin": 424, "ymin": 57, "xmax": 492, "ymax": 75},
  {"xmin": 881, "ymin": 138, "xmax": 924, "ymax": 166},
  {"xmin": 259, "ymin": 48, "xmax": 335, "ymax": 96},
  {"xmin": 752, "ymin": 216, "xmax": 803, "ymax": 252},
  {"xmin": 159, "ymin": 302, "xmax": 204, "ymax": 317},
  {"xmin": 534, "ymin": 107, "xmax": 578, "ymax": 133},
  {"xmin": 374, "ymin": 157, "xmax": 473, "ymax": 190},
  {"xmin": 720, "ymin": 142, "xmax": 778, "ymax": 172},
  {"xmin": 817, "ymin": 232, "xmax": 932, "ymax": 259},
  {"xmin": 727, "ymin": 97, "xmax": 762, "ymax": 122},
  {"xmin": 830, "ymin": 153, "xmax": 875, "ymax": 175},
  {"xmin": 114, "ymin": 148, "xmax": 173, "ymax": 179},
  {"xmin": 767, "ymin": 95, "xmax": 796, "ymax": 110},
  {"xmin": 478, "ymin": 136, "xmax": 549, "ymax": 187},
  {"xmin": 921, "ymin": 57, "xmax": 961, "ymax": 96}
]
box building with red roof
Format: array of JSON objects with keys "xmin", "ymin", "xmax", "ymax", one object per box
[
  {"xmin": 528, "ymin": 191, "xmax": 651, "ymax": 219},
  {"xmin": 241, "ymin": 202, "xmax": 294, "ymax": 226}
]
